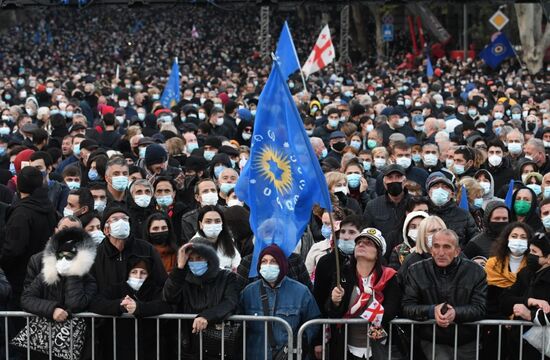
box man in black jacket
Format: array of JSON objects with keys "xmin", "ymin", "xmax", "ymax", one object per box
[
  {"xmin": 0, "ymin": 166, "xmax": 58, "ymax": 308},
  {"xmin": 402, "ymin": 229, "xmax": 487, "ymax": 360},
  {"xmin": 92, "ymin": 207, "xmax": 167, "ymax": 292}
]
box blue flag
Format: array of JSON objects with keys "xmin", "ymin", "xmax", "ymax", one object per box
[
  {"xmin": 479, "ymin": 33, "xmax": 515, "ymax": 69},
  {"xmin": 504, "ymin": 180, "xmax": 515, "ymax": 209},
  {"xmin": 459, "ymin": 185, "xmax": 469, "ymax": 211},
  {"xmin": 426, "ymin": 52, "xmax": 434, "ymax": 77},
  {"xmin": 235, "ymin": 60, "xmax": 332, "ymax": 277},
  {"xmin": 160, "ymin": 59, "xmax": 180, "ymax": 109},
  {"xmin": 33, "ymin": 31, "xmax": 41, "ymax": 45},
  {"xmin": 275, "ymin": 21, "xmax": 300, "ymax": 79}
]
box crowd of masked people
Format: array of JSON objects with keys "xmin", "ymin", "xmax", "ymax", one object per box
[{"xmin": 0, "ymin": 7, "xmax": 549, "ymax": 360}]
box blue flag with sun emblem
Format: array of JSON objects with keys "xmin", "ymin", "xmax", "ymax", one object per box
[
  {"xmin": 235, "ymin": 60, "xmax": 332, "ymax": 277},
  {"xmin": 160, "ymin": 59, "xmax": 180, "ymax": 109},
  {"xmin": 479, "ymin": 33, "xmax": 515, "ymax": 69}
]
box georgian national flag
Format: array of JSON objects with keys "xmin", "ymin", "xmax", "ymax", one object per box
[
  {"xmin": 360, "ymin": 298, "xmax": 384, "ymax": 327},
  {"xmin": 301, "ymin": 25, "xmax": 336, "ymax": 78}
]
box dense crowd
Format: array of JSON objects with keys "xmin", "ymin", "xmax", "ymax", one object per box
[{"xmin": 0, "ymin": 4, "xmax": 549, "ymax": 360}]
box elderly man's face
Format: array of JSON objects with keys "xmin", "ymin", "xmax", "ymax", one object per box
[{"xmin": 431, "ymin": 232, "xmax": 460, "ymax": 267}]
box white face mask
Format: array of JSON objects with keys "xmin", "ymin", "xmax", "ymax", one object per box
[
  {"xmin": 134, "ymin": 194, "xmax": 152, "ymax": 208},
  {"xmin": 426, "ymin": 235, "xmax": 434, "ymax": 248},
  {"xmin": 227, "ymin": 199, "xmax": 243, "ymax": 207},
  {"xmin": 89, "ymin": 230, "xmax": 105, "ymax": 245},
  {"xmin": 127, "ymin": 277, "xmax": 145, "ymax": 291},
  {"xmin": 203, "ymin": 223, "xmax": 223, "ymax": 238},
  {"xmin": 407, "ymin": 229, "xmax": 418, "ymax": 242},
  {"xmin": 56, "ymin": 258, "xmax": 73, "ymax": 275},
  {"xmin": 109, "ymin": 219, "xmax": 130, "ymax": 239},
  {"xmin": 333, "ymin": 186, "xmax": 349, "ymax": 195},
  {"xmin": 508, "ymin": 239, "xmax": 528, "ymax": 256},
  {"xmin": 201, "ymin": 192, "xmax": 218, "ymax": 206}
]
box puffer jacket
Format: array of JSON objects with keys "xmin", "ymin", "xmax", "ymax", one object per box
[
  {"xmin": 21, "ymin": 228, "xmax": 97, "ymax": 318},
  {"xmin": 401, "ymin": 257, "xmax": 487, "ymax": 345},
  {"xmin": 429, "ymin": 199, "xmax": 479, "ymax": 248}
]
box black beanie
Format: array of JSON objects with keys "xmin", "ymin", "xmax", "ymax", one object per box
[
  {"xmin": 17, "ymin": 166, "xmax": 43, "ymax": 194},
  {"xmin": 101, "ymin": 207, "xmax": 130, "ymax": 230},
  {"xmin": 144, "ymin": 143, "xmax": 168, "ymax": 166},
  {"xmin": 531, "ymin": 233, "xmax": 550, "ymax": 256}
]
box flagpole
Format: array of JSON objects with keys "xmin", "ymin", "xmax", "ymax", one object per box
[
  {"xmin": 299, "ymin": 70, "xmax": 308, "ymax": 93},
  {"xmin": 329, "ymin": 211, "xmax": 341, "ymax": 288}
]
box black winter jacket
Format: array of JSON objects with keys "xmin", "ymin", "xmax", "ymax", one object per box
[
  {"xmin": 20, "ymin": 228, "xmax": 97, "ymax": 318},
  {"xmin": 92, "ymin": 236, "xmax": 167, "ymax": 292},
  {"xmin": 401, "ymin": 257, "xmax": 487, "ymax": 345},
  {"xmin": 429, "ymin": 200, "xmax": 479, "ymax": 248},
  {"xmin": 1, "ymin": 187, "xmax": 58, "ymax": 302},
  {"xmin": 363, "ymin": 193, "xmax": 411, "ymax": 238}
]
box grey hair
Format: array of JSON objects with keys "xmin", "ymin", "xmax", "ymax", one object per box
[{"xmin": 433, "ymin": 229, "xmax": 459, "ymax": 247}]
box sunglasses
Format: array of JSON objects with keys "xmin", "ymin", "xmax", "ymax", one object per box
[{"xmin": 56, "ymin": 252, "xmax": 76, "ymax": 261}]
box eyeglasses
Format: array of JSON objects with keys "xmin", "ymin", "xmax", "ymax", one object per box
[{"xmin": 56, "ymin": 252, "xmax": 76, "ymax": 260}]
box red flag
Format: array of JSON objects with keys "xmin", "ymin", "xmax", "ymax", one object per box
[{"xmin": 302, "ymin": 25, "xmax": 335, "ymax": 78}]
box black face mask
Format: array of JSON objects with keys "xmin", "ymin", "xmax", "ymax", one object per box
[
  {"xmin": 386, "ymin": 182, "xmax": 403, "ymax": 196},
  {"xmin": 332, "ymin": 142, "xmax": 346, "ymax": 152},
  {"xmin": 488, "ymin": 221, "xmax": 508, "ymax": 237},
  {"xmin": 527, "ymin": 122, "xmax": 536, "ymax": 131},
  {"xmin": 527, "ymin": 254, "xmax": 542, "ymax": 272},
  {"xmin": 149, "ymin": 231, "xmax": 170, "ymax": 245}
]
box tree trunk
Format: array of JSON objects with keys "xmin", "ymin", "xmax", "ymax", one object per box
[
  {"xmin": 365, "ymin": 4, "xmax": 384, "ymax": 65},
  {"xmin": 515, "ymin": 3, "xmax": 550, "ymax": 74}
]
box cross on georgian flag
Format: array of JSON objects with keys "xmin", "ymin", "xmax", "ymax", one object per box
[
  {"xmin": 301, "ymin": 24, "xmax": 336, "ymax": 78},
  {"xmin": 360, "ymin": 298, "xmax": 385, "ymax": 327}
]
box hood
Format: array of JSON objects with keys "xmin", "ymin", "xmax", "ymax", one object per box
[
  {"xmin": 187, "ymin": 237, "xmax": 220, "ymax": 282},
  {"xmin": 511, "ymin": 185, "xmax": 539, "ymax": 221},
  {"xmin": 42, "ymin": 227, "xmax": 97, "ymax": 285},
  {"xmin": 475, "ymin": 169, "xmax": 495, "ymax": 200},
  {"xmin": 516, "ymin": 158, "xmax": 538, "ymax": 180},
  {"xmin": 402, "ymin": 211, "xmax": 430, "ymax": 248},
  {"xmin": 483, "ymin": 200, "xmax": 510, "ymax": 236},
  {"xmin": 18, "ymin": 187, "xmax": 55, "ymax": 214}
]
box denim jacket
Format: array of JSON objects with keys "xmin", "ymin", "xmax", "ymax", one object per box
[{"xmin": 240, "ymin": 276, "xmax": 321, "ymax": 359}]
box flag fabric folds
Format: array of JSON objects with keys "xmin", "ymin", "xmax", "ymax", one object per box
[
  {"xmin": 426, "ymin": 51, "xmax": 434, "ymax": 77},
  {"xmin": 275, "ymin": 21, "xmax": 301, "ymax": 79},
  {"xmin": 459, "ymin": 185, "xmax": 469, "ymax": 211},
  {"xmin": 479, "ymin": 33, "xmax": 515, "ymax": 69},
  {"xmin": 504, "ymin": 180, "xmax": 515, "ymax": 209},
  {"xmin": 235, "ymin": 60, "xmax": 332, "ymax": 277},
  {"xmin": 301, "ymin": 24, "xmax": 335, "ymax": 78},
  {"xmin": 160, "ymin": 59, "xmax": 180, "ymax": 109}
]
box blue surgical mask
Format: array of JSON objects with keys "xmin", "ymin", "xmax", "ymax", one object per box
[
  {"xmin": 473, "ymin": 198, "xmax": 484, "ymax": 209},
  {"xmin": 259, "ymin": 264, "xmax": 280, "ymax": 283},
  {"xmin": 338, "ymin": 239, "xmax": 355, "ymax": 255},
  {"xmin": 508, "ymin": 143, "xmax": 522, "ymax": 155},
  {"xmin": 204, "ymin": 150, "xmax": 215, "ymax": 161},
  {"xmin": 346, "ymin": 173, "xmax": 362, "ymax": 189},
  {"xmin": 73, "ymin": 143, "xmax": 81, "ymax": 156},
  {"xmin": 0, "ymin": 127, "xmax": 10, "ymax": 136},
  {"xmin": 328, "ymin": 119, "xmax": 339, "ymax": 128},
  {"xmin": 412, "ymin": 154, "xmax": 422, "ymax": 163},
  {"xmin": 321, "ymin": 224, "xmax": 332, "ymax": 239},
  {"xmin": 527, "ymin": 184, "xmax": 542, "ymax": 196},
  {"xmin": 544, "ymin": 187, "xmax": 550, "ymax": 199},
  {"xmin": 88, "ymin": 169, "xmax": 99, "ymax": 181},
  {"xmin": 350, "ymin": 140, "xmax": 361, "ymax": 150},
  {"xmin": 156, "ymin": 195, "xmax": 173, "ymax": 207},
  {"xmin": 511, "ymin": 113, "xmax": 521, "ymax": 120},
  {"xmin": 187, "ymin": 142, "xmax": 199, "ymax": 153},
  {"xmin": 320, "ymin": 148, "xmax": 328, "ymax": 159},
  {"xmin": 367, "ymin": 139, "xmax": 377, "ymax": 149},
  {"xmin": 468, "ymin": 109, "xmax": 478, "ymax": 117},
  {"xmin": 0, "ymin": 147, "xmax": 5, "ymax": 156},
  {"xmin": 220, "ymin": 182, "xmax": 236, "ymax": 194},
  {"xmin": 188, "ymin": 261, "xmax": 208, "ymax": 276},
  {"xmin": 112, "ymin": 176, "xmax": 129, "ymax": 192},
  {"xmin": 543, "ymin": 215, "xmax": 550, "ymax": 229},
  {"xmin": 431, "ymin": 188, "xmax": 450, "ymax": 206},
  {"xmin": 214, "ymin": 165, "xmax": 225, "ymax": 178},
  {"xmin": 454, "ymin": 164, "xmax": 465, "ymax": 175},
  {"xmin": 66, "ymin": 181, "xmax": 80, "ymax": 190},
  {"xmin": 362, "ymin": 161, "xmax": 372, "ymax": 172},
  {"xmin": 94, "ymin": 200, "xmax": 106, "ymax": 213},
  {"xmin": 139, "ymin": 147, "xmax": 146, "ymax": 159}
]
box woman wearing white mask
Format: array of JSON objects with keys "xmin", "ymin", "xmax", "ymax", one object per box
[
  {"xmin": 397, "ymin": 216, "xmax": 446, "ymax": 284},
  {"xmin": 388, "ymin": 211, "xmax": 429, "ymax": 271},
  {"xmin": 91, "ymin": 256, "xmax": 172, "ymax": 360},
  {"xmin": 325, "ymin": 171, "xmax": 362, "ymax": 215},
  {"xmin": 20, "ymin": 227, "xmax": 97, "ymax": 359},
  {"xmin": 81, "ymin": 211, "xmax": 105, "ymax": 245},
  {"xmin": 192, "ymin": 205, "xmax": 240, "ymax": 271}
]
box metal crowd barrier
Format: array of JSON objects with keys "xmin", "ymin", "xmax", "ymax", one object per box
[
  {"xmin": 296, "ymin": 318, "xmax": 549, "ymax": 360},
  {"xmin": 0, "ymin": 311, "xmax": 294, "ymax": 360}
]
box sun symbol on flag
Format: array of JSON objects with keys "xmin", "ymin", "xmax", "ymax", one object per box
[{"xmin": 256, "ymin": 146, "xmax": 293, "ymax": 195}]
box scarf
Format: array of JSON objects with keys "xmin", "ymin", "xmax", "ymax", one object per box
[
  {"xmin": 343, "ymin": 266, "xmax": 396, "ymax": 327},
  {"xmin": 485, "ymin": 255, "xmax": 526, "ymax": 288}
]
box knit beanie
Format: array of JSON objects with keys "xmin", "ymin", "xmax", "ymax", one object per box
[
  {"xmin": 144, "ymin": 144, "xmax": 168, "ymax": 166},
  {"xmin": 17, "ymin": 166, "xmax": 43, "ymax": 194}
]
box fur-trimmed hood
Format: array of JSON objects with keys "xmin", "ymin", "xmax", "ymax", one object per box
[
  {"xmin": 187, "ymin": 237, "xmax": 220, "ymax": 283},
  {"xmin": 42, "ymin": 227, "xmax": 97, "ymax": 285}
]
